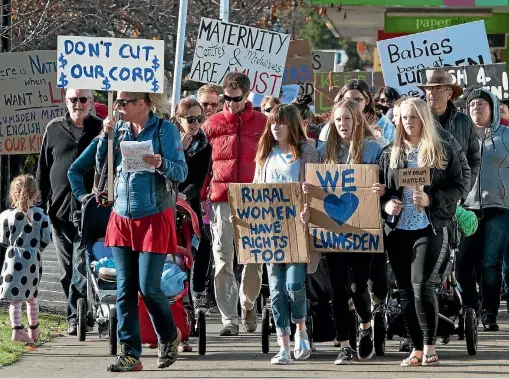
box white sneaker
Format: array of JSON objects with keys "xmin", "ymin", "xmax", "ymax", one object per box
[
  {"xmin": 294, "ymin": 330, "xmax": 311, "ymax": 360},
  {"xmin": 271, "ymin": 347, "xmax": 293, "ymax": 365}
]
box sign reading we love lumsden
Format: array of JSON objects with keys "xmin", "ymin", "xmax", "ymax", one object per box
[{"xmin": 306, "ymin": 164, "xmax": 384, "ymax": 253}]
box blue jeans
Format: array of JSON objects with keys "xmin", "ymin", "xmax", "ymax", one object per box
[
  {"xmin": 111, "ymin": 247, "xmax": 177, "ymax": 358},
  {"xmin": 267, "ymin": 263, "xmax": 307, "ymax": 337},
  {"xmin": 457, "ymin": 208, "xmax": 509, "ymax": 316}
]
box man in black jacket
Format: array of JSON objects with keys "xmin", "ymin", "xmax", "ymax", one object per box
[
  {"xmin": 418, "ymin": 69, "xmax": 481, "ymax": 195},
  {"xmin": 36, "ymin": 88, "xmax": 102, "ymax": 334}
]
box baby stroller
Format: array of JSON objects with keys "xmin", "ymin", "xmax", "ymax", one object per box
[
  {"xmin": 138, "ymin": 197, "xmax": 207, "ymax": 355},
  {"xmin": 376, "ymin": 232, "xmax": 478, "ymax": 356}
]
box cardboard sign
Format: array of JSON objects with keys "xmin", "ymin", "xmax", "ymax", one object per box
[
  {"xmin": 305, "ymin": 164, "xmax": 384, "ymax": 253},
  {"xmin": 228, "ymin": 183, "xmax": 309, "ymax": 264},
  {"xmin": 313, "ymin": 71, "xmax": 385, "ymax": 113},
  {"xmin": 311, "ymin": 50, "xmax": 335, "ymax": 72},
  {"xmin": 0, "ymin": 50, "xmax": 66, "ymax": 155},
  {"xmin": 397, "ymin": 168, "xmax": 430, "ymax": 188},
  {"xmin": 373, "ymin": 48, "xmax": 382, "ymax": 72},
  {"xmin": 418, "ymin": 63, "xmax": 509, "ymax": 100},
  {"xmin": 377, "ymin": 21, "xmax": 492, "ymax": 97},
  {"xmin": 189, "ymin": 18, "xmax": 291, "ymax": 96},
  {"xmin": 283, "ymin": 40, "xmax": 314, "ymax": 96},
  {"xmin": 56, "ymin": 36, "xmax": 165, "ymax": 93}
]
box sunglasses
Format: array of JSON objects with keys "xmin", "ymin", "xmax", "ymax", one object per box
[
  {"xmin": 202, "ymin": 102, "xmax": 219, "ymax": 108},
  {"xmin": 185, "ymin": 115, "xmax": 205, "ymax": 124},
  {"xmin": 115, "ymin": 98, "xmax": 138, "ymax": 107},
  {"xmin": 223, "ymin": 94, "xmax": 245, "ymax": 103},
  {"xmin": 264, "ymin": 108, "xmax": 272, "ymax": 113},
  {"xmin": 67, "ymin": 97, "xmax": 89, "ymax": 104}
]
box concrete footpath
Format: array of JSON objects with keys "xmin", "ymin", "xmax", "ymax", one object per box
[{"xmin": 1, "ymin": 310, "xmax": 508, "ymax": 378}]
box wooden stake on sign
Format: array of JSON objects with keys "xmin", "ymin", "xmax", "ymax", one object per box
[{"xmin": 107, "ymin": 92, "xmax": 114, "ymax": 202}]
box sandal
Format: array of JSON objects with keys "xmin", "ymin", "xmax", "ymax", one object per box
[
  {"xmin": 422, "ymin": 353, "xmax": 440, "ymax": 366},
  {"xmin": 400, "ymin": 355, "xmax": 422, "ymax": 367}
]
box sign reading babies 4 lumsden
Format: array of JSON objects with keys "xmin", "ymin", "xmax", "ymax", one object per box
[
  {"xmin": 228, "ymin": 183, "xmax": 309, "ymax": 264},
  {"xmin": 377, "ymin": 21, "xmax": 491, "ymax": 97},
  {"xmin": 189, "ymin": 18, "xmax": 291, "ymax": 96},
  {"xmin": 306, "ymin": 164, "xmax": 383, "ymax": 253},
  {"xmin": 56, "ymin": 36, "xmax": 165, "ymax": 93}
]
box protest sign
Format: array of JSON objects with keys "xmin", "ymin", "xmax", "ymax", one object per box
[
  {"xmin": 305, "ymin": 164, "xmax": 383, "ymax": 253},
  {"xmin": 56, "ymin": 36, "xmax": 165, "ymax": 93},
  {"xmin": 0, "ymin": 50, "xmax": 66, "ymax": 155},
  {"xmin": 281, "ymin": 84, "xmax": 300, "ymax": 104},
  {"xmin": 377, "ymin": 21, "xmax": 492, "ymax": 97},
  {"xmin": 373, "ymin": 48, "xmax": 382, "ymax": 72},
  {"xmin": 418, "ymin": 63, "xmax": 509, "ymax": 100},
  {"xmin": 283, "ymin": 40, "xmax": 313, "ymax": 96},
  {"xmin": 397, "ymin": 168, "xmax": 430, "ymax": 188},
  {"xmin": 313, "ymin": 71, "xmax": 385, "ymax": 113},
  {"xmin": 189, "ymin": 18, "xmax": 291, "ymax": 96},
  {"xmin": 228, "ymin": 183, "xmax": 309, "ymax": 264},
  {"xmin": 311, "ymin": 50, "xmax": 335, "ymax": 72}
]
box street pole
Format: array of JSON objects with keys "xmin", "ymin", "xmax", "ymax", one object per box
[
  {"xmin": 170, "ymin": 0, "xmax": 188, "ymax": 116},
  {"xmin": 220, "ymin": 0, "xmax": 229, "ymax": 22}
]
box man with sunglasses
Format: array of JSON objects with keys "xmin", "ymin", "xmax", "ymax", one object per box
[
  {"xmin": 197, "ymin": 84, "xmax": 221, "ymax": 120},
  {"xmin": 36, "ymin": 88, "xmax": 102, "ymax": 335},
  {"xmin": 202, "ymin": 72, "xmax": 266, "ymax": 336}
]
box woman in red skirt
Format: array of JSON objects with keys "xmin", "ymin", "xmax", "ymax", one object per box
[{"xmin": 99, "ymin": 91, "xmax": 187, "ymax": 372}]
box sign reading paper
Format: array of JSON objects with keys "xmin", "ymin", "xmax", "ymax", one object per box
[
  {"xmin": 0, "ymin": 50, "xmax": 66, "ymax": 155},
  {"xmin": 189, "ymin": 18, "xmax": 291, "ymax": 96},
  {"xmin": 281, "ymin": 84, "xmax": 300, "ymax": 104},
  {"xmin": 397, "ymin": 168, "xmax": 430, "ymax": 188},
  {"xmin": 306, "ymin": 164, "xmax": 383, "ymax": 253},
  {"xmin": 56, "ymin": 36, "xmax": 165, "ymax": 93},
  {"xmin": 228, "ymin": 183, "xmax": 309, "ymax": 264},
  {"xmin": 313, "ymin": 72, "xmax": 385, "ymax": 113},
  {"xmin": 419, "ymin": 63, "xmax": 509, "ymax": 100},
  {"xmin": 377, "ymin": 21, "xmax": 492, "ymax": 97},
  {"xmin": 283, "ymin": 40, "xmax": 314, "ymax": 96}
]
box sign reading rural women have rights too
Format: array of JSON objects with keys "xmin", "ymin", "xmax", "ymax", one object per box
[{"xmin": 189, "ymin": 18, "xmax": 291, "ymax": 96}]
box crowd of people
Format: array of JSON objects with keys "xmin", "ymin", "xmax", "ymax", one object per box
[{"xmin": 1, "ymin": 68, "xmax": 509, "ymax": 372}]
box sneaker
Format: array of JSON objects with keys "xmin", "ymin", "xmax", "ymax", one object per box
[
  {"xmin": 107, "ymin": 354, "xmax": 143, "ymax": 372},
  {"xmin": 481, "ymin": 312, "xmax": 499, "ymax": 332},
  {"xmin": 206, "ymin": 304, "xmax": 220, "ymax": 316},
  {"xmin": 67, "ymin": 319, "xmax": 77, "ymax": 336},
  {"xmin": 334, "ymin": 346, "xmax": 356, "ymax": 365},
  {"xmin": 271, "ymin": 347, "xmax": 293, "ymax": 365},
  {"xmin": 157, "ymin": 331, "xmax": 180, "ymax": 369},
  {"xmin": 193, "ymin": 293, "xmax": 209, "ymax": 311},
  {"xmin": 399, "ymin": 337, "xmax": 411, "ymax": 352},
  {"xmin": 178, "ymin": 341, "xmax": 193, "ymax": 353},
  {"xmin": 294, "ymin": 330, "xmax": 311, "ymax": 360},
  {"xmin": 241, "ymin": 307, "xmax": 257, "ymax": 333},
  {"xmin": 357, "ymin": 327, "xmax": 374, "ymax": 360},
  {"xmin": 219, "ymin": 324, "xmax": 239, "ymax": 336}
]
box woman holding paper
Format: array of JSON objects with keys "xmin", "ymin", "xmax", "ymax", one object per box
[
  {"xmin": 377, "ymin": 98, "xmax": 463, "ymax": 366},
  {"xmin": 249, "ymin": 104, "xmax": 319, "ymax": 364},
  {"xmin": 303, "ymin": 99, "xmax": 383, "ymax": 365},
  {"xmin": 99, "ymin": 91, "xmax": 187, "ymax": 372}
]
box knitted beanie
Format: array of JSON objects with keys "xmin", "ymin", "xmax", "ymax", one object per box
[{"xmin": 466, "ymin": 88, "xmax": 494, "ymax": 110}]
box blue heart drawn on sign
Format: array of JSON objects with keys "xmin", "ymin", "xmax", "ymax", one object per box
[{"xmin": 323, "ymin": 192, "xmax": 359, "ymax": 226}]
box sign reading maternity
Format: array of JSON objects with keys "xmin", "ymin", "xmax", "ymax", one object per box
[
  {"xmin": 228, "ymin": 183, "xmax": 309, "ymax": 264},
  {"xmin": 306, "ymin": 164, "xmax": 384, "ymax": 254},
  {"xmin": 189, "ymin": 18, "xmax": 291, "ymax": 96},
  {"xmin": 377, "ymin": 21, "xmax": 491, "ymax": 97},
  {"xmin": 56, "ymin": 36, "xmax": 165, "ymax": 93}
]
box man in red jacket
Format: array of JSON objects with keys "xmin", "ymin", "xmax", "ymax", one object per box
[{"xmin": 203, "ymin": 72, "xmax": 266, "ymax": 336}]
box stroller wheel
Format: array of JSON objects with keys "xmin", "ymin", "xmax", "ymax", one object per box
[
  {"xmin": 262, "ymin": 308, "xmax": 270, "ymax": 354},
  {"xmin": 197, "ymin": 309, "xmax": 206, "ymax": 355},
  {"xmin": 109, "ymin": 307, "xmax": 118, "ymax": 356},
  {"xmin": 465, "ymin": 308, "xmax": 478, "ymax": 356},
  {"xmin": 77, "ymin": 298, "xmax": 87, "ymax": 342},
  {"xmin": 373, "ymin": 310, "xmax": 386, "ymax": 356}
]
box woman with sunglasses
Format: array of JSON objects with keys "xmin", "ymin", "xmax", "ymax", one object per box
[
  {"xmin": 374, "ymin": 86, "xmax": 401, "ymax": 114},
  {"xmin": 172, "ymin": 98, "xmax": 212, "ymax": 352},
  {"xmin": 99, "ymin": 91, "xmax": 187, "ymax": 372},
  {"xmin": 261, "ymin": 96, "xmax": 281, "ymax": 117},
  {"xmin": 377, "ymin": 98, "xmax": 463, "ymax": 366},
  {"xmin": 319, "ymin": 80, "xmax": 396, "ymax": 146},
  {"xmin": 303, "ymin": 99, "xmax": 383, "ymax": 365}
]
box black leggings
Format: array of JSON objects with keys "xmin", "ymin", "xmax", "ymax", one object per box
[
  {"xmin": 369, "ymin": 251, "xmax": 389, "ymax": 302},
  {"xmin": 385, "ymin": 226, "xmax": 447, "ymax": 350},
  {"xmin": 326, "ymin": 253, "xmax": 373, "ymax": 342}
]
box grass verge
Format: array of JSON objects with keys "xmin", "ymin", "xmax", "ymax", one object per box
[{"xmin": 0, "ymin": 309, "xmax": 67, "ymax": 367}]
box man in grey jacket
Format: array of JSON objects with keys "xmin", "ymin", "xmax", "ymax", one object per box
[{"xmin": 459, "ymin": 89, "xmax": 509, "ymax": 331}]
